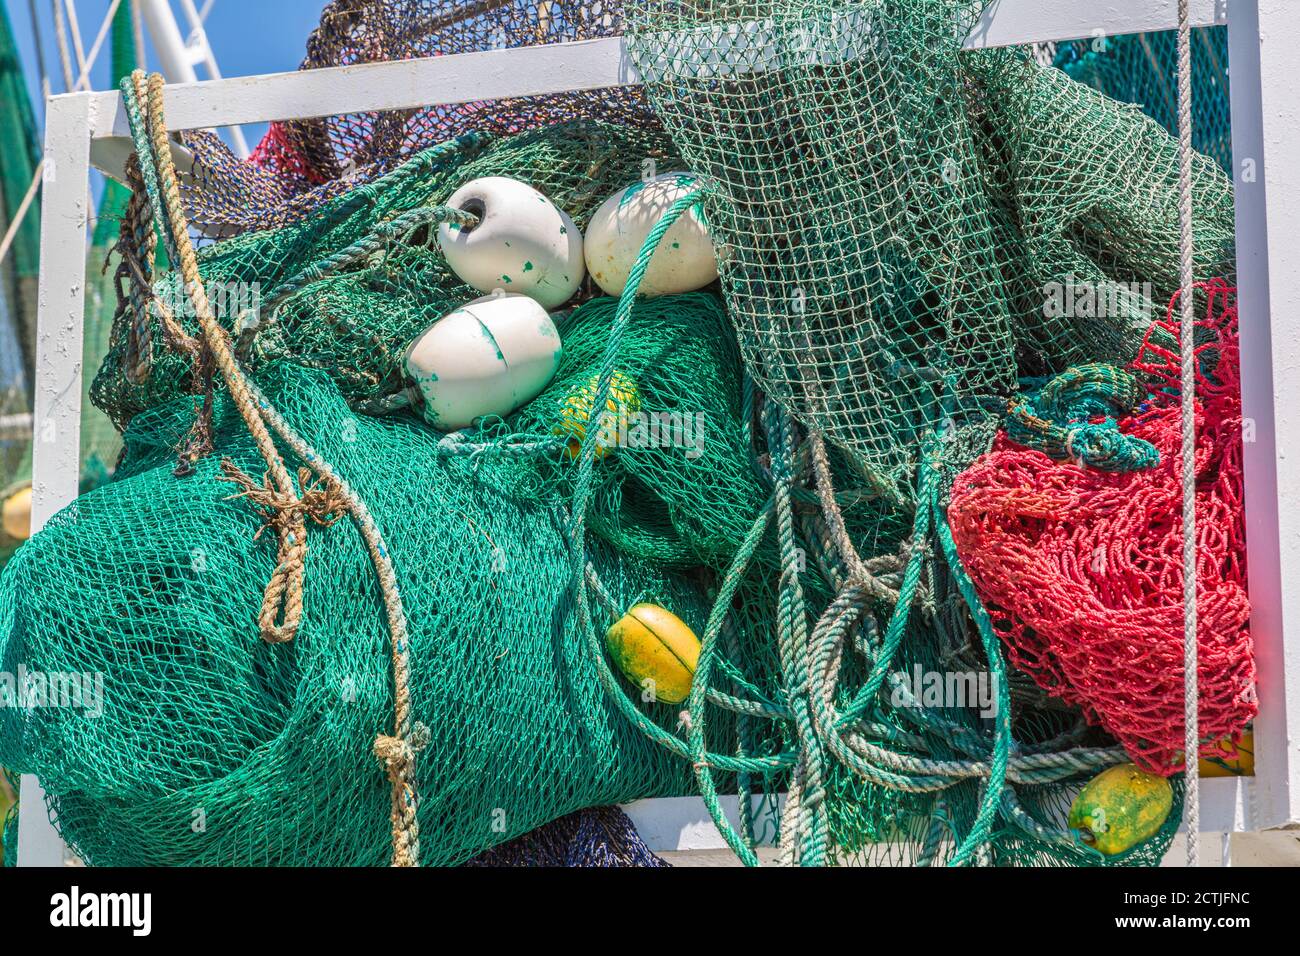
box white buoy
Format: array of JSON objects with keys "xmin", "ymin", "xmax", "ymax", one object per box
[
  {"xmin": 438, "ymin": 177, "xmax": 584, "ymax": 309},
  {"xmin": 404, "ymin": 293, "xmax": 563, "ymax": 431},
  {"xmin": 584, "ymin": 172, "xmax": 718, "ymax": 297}
]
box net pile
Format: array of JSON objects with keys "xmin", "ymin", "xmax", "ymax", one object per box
[
  {"xmin": 624, "ymin": 0, "xmax": 1236, "ymax": 493},
  {"xmin": 949, "ymin": 283, "xmax": 1254, "ymax": 774},
  {"xmin": 0, "ymin": 0, "xmax": 1248, "ymax": 867},
  {"xmin": 1, "ymin": 353, "xmax": 748, "ymax": 866},
  {"xmin": 95, "ymin": 121, "xmax": 682, "ymax": 429},
  {"xmin": 183, "ymin": 0, "xmax": 660, "ymax": 235}
]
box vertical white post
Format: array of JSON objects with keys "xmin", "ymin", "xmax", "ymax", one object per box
[
  {"xmin": 1229, "ymin": 0, "xmax": 1300, "ymax": 830},
  {"xmin": 16, "ymin": 92, "xmax": 94, "ymax": 867}
]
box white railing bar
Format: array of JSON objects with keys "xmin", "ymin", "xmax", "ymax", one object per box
[{"xmin": 64, "ymin": 0, "xmax": 1227, "ymax": 139}]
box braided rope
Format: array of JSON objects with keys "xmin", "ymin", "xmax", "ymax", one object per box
[
  {"xmin": 128, "ymin": 71, "xmax": 310, "ymax": 644},
  {"xmin": 124, "ymin": 71, "xmax": 423, "ymax": 866},
  {"xmin": 769, "ymin": 407, "xmax": 830, "ymax": 865},
  {"xmin": 1175, "ymin": 0, "xmax": 1200, "ymax": 868}
]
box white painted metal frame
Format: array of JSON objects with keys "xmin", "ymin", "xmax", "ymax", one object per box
[{"xmin": 19, "ymin": 0, "xmax": 1297, "ymax": 865}]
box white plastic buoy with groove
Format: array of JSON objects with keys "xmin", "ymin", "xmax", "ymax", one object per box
[
  {"xmin": 405, "ymin": 293, "xmax": 563, "ymax": 431},
  {"xmin": 438, "ymin": 177, "xmax": 584, "ymax": 309}
]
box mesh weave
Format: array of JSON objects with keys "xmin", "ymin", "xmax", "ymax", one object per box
[
  {"xmin": 0, "ymin": 0, "xmax": 1248, "ymax": 867},
  {"xmin": 623, "ymin": 0, "xmax": 1235, "ymax": 492},
  {"xmin": 950, "ymin": 283, "xmax": 1254, "ymax": 774}
]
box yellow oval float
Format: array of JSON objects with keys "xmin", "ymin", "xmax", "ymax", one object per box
[
  {"xmin": 2, "ymin": 484, "xmax": 32, "ymax": 543},
  {"xmin": 555, "ymin": 370, "xmax": 640, "ymax": 459},
  {"xmin": 605, "ymin": 603, "xmax": 700, "ymax": 705},
  {"xmin": 1068, "ymin": 763, "xmax": 1173, "ymax": 856}
]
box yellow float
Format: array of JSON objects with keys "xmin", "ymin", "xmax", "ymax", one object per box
[
  {"xmin": 554, "ymin": 370, "xmax": 640, "ymax": 459},
  {"xmin": 1068, "ymin": 763, "xmax": 1173, "ymax": 855},
  {"xmin": 605, "ymin": 603, "xmax": 700, "ymax": 705},
  {"xmin": 2, "ymin": 483, "xmax": 32, "ymax": 543}
]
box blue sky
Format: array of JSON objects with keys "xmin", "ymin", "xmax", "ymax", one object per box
[{"xmin": 6, "ymin": 0, "xmax": 331, "ymax": 143}]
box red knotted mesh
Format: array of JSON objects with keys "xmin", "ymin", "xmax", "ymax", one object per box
[{"xmin": 949, "ymin": 280, "xmax": 1255, "ymax": 774}]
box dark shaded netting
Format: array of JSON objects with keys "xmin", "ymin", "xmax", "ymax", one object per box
[
  {"xmin": 464, "ymin": 805, "xmax": 669, "ymax": 865},
  {"xmin": 181, "ymin": 0, "xmax": 661, "ymax": 235},
  {"xmin": 97, "ymin": 120, "xmax": 683, "ymax": 432},
  {"xmin": 1052, "ymin": 26, "xmax": 1232, "ymax": 173}
]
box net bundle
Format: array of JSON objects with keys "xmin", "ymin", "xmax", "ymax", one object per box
[
  {"xmin": 182, "ymin": 0, "xmax": 660, "ymax": 235},
  {"xmin": 0, "ymin": 0, "xmax": 1251, "ymax": 868},
  {"xmin": 1, "ymin": 337, "xmax": 755, "ymax": 866},
  {"xmin": 949, "ymin": 282, "xmax": 1254, "ymax": 774},
  {"xmin": 623, "ymin": 0, "xmax": 1236, "ymax": 493}
]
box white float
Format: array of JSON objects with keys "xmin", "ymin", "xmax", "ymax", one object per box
[
  {"xmin": 404, "ymin": 293, "xmax": 563, "ymax": 430},
  {"xmin": 437, "ymin": 176, "xmax": 585, "ymax": 309},
  {"xmin": 584, "ymin": 172, "xmax": 718, "ymax": 297}
]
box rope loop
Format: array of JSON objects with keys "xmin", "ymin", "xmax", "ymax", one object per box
[{"xmin": 122, "ymin": 70, "xmax": 424, "ymax": 866}]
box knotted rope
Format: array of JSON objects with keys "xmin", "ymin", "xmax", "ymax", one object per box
[
  {"xmin": 1003, "ymin": 364, "xmax": 1159, "ymax": 472},
  {"xmin": 123, "ymin": 70, "xmax": 424, "ymax": 866},
  {"xmin": 218, "ymin": 461, "xmax": 349, "ymax": 640}
]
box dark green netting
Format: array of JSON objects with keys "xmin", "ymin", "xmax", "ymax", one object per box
[
  {"xmin": 0, "ymin": 360, "xmax": 751, "ymax": 866},
  {"xmin": 514, "ymin": 293, "xmax": 769, "ymax": 569}
]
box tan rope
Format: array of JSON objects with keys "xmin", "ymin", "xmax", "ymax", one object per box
[
  {"xmin": 807, "ymin": 430, "xmax": 870, "ymax": 584},
  {"xmin": 131, "ymin": 70, "xmax": 423, "ymax": 865},
  {"xmin": 218, "ymin": 462, "xmax": 350, "ymax": 638},
  {"xmin": 138, "ymin": 70, "xmax": 310, "ymax": 644}
]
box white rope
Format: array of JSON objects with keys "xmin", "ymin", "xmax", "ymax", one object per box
[
  {"xmin": 62, "ymin": 0, "xmax": 89, "ymax": 77},
  {"xmin": 1175, "ymin": 0, "xmax": 1200, "ymax": 868},
  {"xmin": 65, "ymin": 0, "xmax": 124, "ymax": 93},
  {"xmin": 132, "ymin": 0, "xmax": 146, "ymax": 71},
  {"xmin": 0, "ymin": 162, "xmax": 44, "ymax": 271}
]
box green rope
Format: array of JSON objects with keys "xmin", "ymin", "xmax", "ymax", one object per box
[
  {"xmin": 1004, "ymin": 364, "xmax": 1158, "ymax": 471},
  {"xmin": 769, "ymin": 404, "xmax": 830, "ymax": 864},
  {"xmin": 261, "ymin": 204, "xmax": 480, "ymax": 319}
]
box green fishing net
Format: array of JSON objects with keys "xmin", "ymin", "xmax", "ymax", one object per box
[
  {"xmin": 1, "ymin": 0, "xmax": 1233, "ymax": 867},
  {"xmin": 620, "ymin": 0, "xmax": 1228, "ymax": 864},
  {"xmin": 624, "ymin": 0, "xmax": 1235, "ymax": 488},
  {"xmin": 0, "ymin": 354, "xmax": 756, "ymax": 866},
  {"xmin": 1053, "ymin": 26, "xmax": 1232, "ymax": 173}
]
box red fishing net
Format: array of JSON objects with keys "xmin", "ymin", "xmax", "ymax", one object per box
[{"xmin": 949, "ymin": 280, "xmax": 1255, "ymax": 774}]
